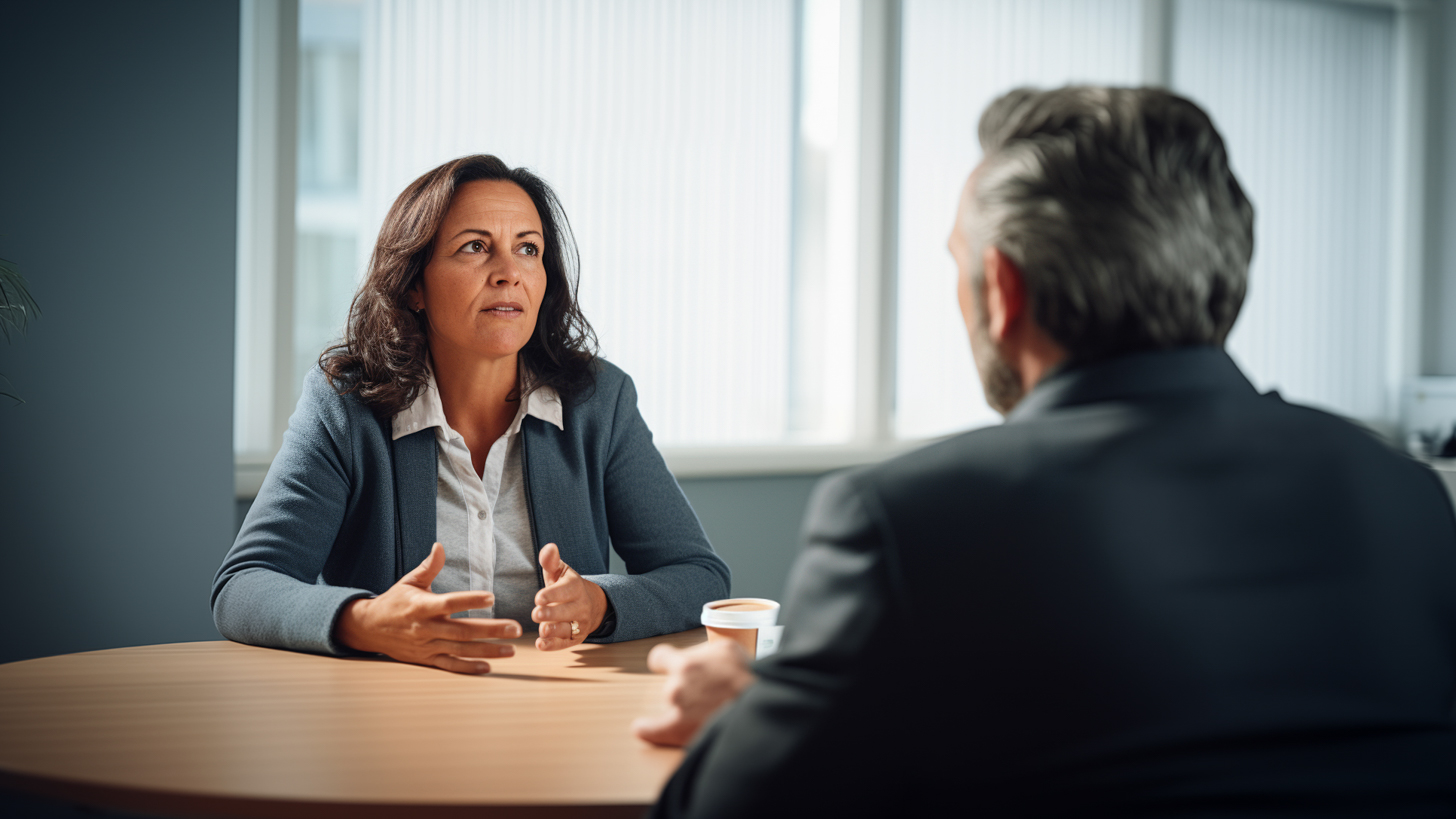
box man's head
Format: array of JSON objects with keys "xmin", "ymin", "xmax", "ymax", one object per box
[{"xmin": 950, "ymin": 86, "xmax": 1255, "ymax": 413}]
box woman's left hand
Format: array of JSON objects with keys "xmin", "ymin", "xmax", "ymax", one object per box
[{"xmin": 532, "ymin": 542, "xmax": 608, "ymax": 650}]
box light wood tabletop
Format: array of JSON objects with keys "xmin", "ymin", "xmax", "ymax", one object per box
[{"xmin": 0, "ymin": 628, "xmax": 706, "ymax": 818}]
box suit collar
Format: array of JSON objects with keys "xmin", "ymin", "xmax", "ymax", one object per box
[{"xmin": 1006, "ymin": 346, "xmax": 1256, "ymax": 423}]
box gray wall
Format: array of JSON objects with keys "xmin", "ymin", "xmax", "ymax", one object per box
[
  {"xmin": 678, "ymin": 475, "xmax": 824, "ymax": 601},
  {"xmin": 0, "ymin": 1, "xmax": 240, "ymax": 665}
]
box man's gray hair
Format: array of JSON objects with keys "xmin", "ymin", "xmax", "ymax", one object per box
[{"xmin": 969, "ymin": 86, "xmax": 1254, "ymax": 362}]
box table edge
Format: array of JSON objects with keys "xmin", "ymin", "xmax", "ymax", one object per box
[{"xmin": 0, "ymin": 769, "xmax": 654, "ymax": 819}]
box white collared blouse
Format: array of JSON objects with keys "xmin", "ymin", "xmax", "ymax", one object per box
[{"xmin": 390, "ymin": 370, "xmax": 564, "ymax": 627}]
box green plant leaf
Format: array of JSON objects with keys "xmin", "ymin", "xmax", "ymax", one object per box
[
  {"xmin": 0, "ymin": 371, "xmax": 20, "ymax": 405},
  {"xmin": 0, "ymin": 256, "xmax": 42, "ymax": 343}
]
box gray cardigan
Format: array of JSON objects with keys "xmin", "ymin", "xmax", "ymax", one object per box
[{"xmin": 212, "ymin": 360, "xmax": 731, "ymax": 655}]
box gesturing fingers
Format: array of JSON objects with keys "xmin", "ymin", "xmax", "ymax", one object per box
[
  {"xmin": 535, "ymin": 619, "xmax": 583, "ymax": 652},
  {"xmin": 399, "ymin": 636, "xmax": 516, "ymax": 675},
  {"xmin": 646, "ymin": 643, "xmax": 685, "ymax": 675},
  {"xmin": 531, "ymin": 593, "xmax": 590, "ymax": 626},
  {"xmin": 632, "ymin": 643, "xmax": 719, "ymax": 747},
  {"xmin": 534, "ymin": 572, "xmax": 586, "ymax": 607},
  {"xmin": 423, "ymin": 589, "xmax": 497, "ymax": 618},
  {"xmin": 532, "ymin": 557, "xmax": 609, "ymax": 652},
  {"xmin": 631, "ymin": 710, "xmax": 696, "ymax": 748},
  {"xmin": 538, "ymin": 542, "xmax": 569, "ymax": 584},
  {"xmin": 431, "ymin": 654, "xmax": 495, "ymax": 675},
  {"xmin": 401, "ymin": 542, "xmax": 447, "ymax": 591},
  {"xmin": 532, "ymin": 565, "xmax": 589, "ymax": 647},
  {"xmin": 334, "ymin": 540, "xmax": 532, "ymax": 675},
  {"xmin": 535, "ymin": 621, "xmax": 576, "ymax": 640},
  {"xmin": 431, "ymin": 616, "xmax": 523, "ymax": 642},
  {"xmin": 428, "ymin": 639, "xmax": 517, "ymax": 660},
  {"xmin": 633, "ymin": 640, "xmax": 756, "ymax": 747}
]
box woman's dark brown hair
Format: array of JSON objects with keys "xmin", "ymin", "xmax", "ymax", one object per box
[{"xmin": 321, "ymin": 155, "xmax": 598, "ymax": 416}]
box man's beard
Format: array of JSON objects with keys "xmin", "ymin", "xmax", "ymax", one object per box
[{"xmin": 971, "ymin": 300, "xmax": 1025, "ymax": 416}]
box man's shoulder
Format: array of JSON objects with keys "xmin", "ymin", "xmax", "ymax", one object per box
[
  {"xmin": 869, "ymin": 423, "xmax": 1018, "ymax": 482},
  {"xmin": 813, "ymin": 423, "xmax": 1034, "ymax": 537},
  {"xmin": 853, "ymin": 408, "xmax": 1111, "ymax": 498},
  {"xmin": 1251, "ymin": 394, "xmax": 1452, "ymax": 498},
  {"xmin": 852, "ymin": 386, "xmax": 1440, "ymax": 515}
]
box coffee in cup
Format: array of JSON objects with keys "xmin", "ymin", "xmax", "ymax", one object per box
[{"xmin": 701, "ymin": 598, "xmax": 783, "ymax": 659}]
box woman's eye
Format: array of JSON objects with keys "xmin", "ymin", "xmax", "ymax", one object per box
[
  {"xmin": 519, "ymin": 242, "xmax": 540, "ymax": 257},
  {"xmin": 462, "ymin": 239, "xmax": 486, "ymax": 254}
]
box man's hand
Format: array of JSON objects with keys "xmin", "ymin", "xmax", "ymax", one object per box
[
  {"xmin": 632, "ymin": 640, "xmax": 757, "ymax": 747},
  {"xmin": 334, "ymin": 542, "xmax": 521, "ymax": 673},
  {"xmin": 532, "ymin": 542, "xmax": 608, "ymax": 651}
]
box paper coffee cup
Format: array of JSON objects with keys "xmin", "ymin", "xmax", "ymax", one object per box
[{"xmin": 701, "ymin": 598, "xmax": 784, "ymax": 659}]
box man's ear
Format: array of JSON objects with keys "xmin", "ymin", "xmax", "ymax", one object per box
[{"xmin": 981, "ymin": 245, "xmax": 1026, "ymax": 342}]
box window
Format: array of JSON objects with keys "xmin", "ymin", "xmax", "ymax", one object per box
[
  {"xmin": 356, "ymin": 0, "xmax": 807, "ymax": 447},
  {"xmin": 1175, "ymin": 0, "xmax": 1397, "ymax": 421},
  {"xmin": 238, "ymin": 0, "xmax": 875, "ymax": 492},
  {"xmin": 294, "ymin": 0, "xmax": 362, "ymax": 406},
  {"xmin": 237, "ymin": 0, "xmax": 1435, "ymax": 492},
  {"xmin": 895, "ymin": 0, "xmax": 1146, "ymax": 439},
  {"xmin": 893, "ymin": 0, "xmax": 1413, "ymax": 437}
]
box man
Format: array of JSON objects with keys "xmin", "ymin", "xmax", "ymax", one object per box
[{"xmin": 633, "ymin": 86, "xmax": 1456, "ymax": 817}]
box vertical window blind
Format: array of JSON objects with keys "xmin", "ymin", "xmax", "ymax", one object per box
[
  {"xmin": 295, "ymin": 0, "xmax": 363, "ymax": 400},
  {"xmin": 894, "ymin": 0, "xmax": 1396, "ymax": 438},
  {"xmin": 357, "ymin": 0, "xmax": 801, "ymax": 446},
  {"xmin": 1175, "ymin": 0, "xmax": 1394, "ymax": 421}
]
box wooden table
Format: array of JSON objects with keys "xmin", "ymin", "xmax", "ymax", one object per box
[{"xmin": 0, "ymin": 629, "xmax": 706, "ymax": 818}]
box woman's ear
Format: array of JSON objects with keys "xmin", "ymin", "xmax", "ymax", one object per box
[{"xmin": 981, "ymin": 245, "xmax": 1026, "ymax": 342}]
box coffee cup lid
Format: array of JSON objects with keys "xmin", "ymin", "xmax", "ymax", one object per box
[{"xmin": 701, "ymin": 598, "xmax": 780, "ymax": 629}]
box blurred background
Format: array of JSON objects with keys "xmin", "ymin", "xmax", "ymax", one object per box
[{"xmin": 2, "ymin": 0, "xmax": 1455, "ymax": 668}]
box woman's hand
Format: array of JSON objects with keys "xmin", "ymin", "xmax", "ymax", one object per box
[
  {"xmin": 335, "ymin": 542, "xmax": 522, "ymax": 673},
  {"xmin": 532, "ymin": 543, "xmax": 608, "ymax": 651}
]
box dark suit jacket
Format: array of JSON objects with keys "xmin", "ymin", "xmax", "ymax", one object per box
[{"xmin": 654, "ymin": 347, "xmax": 1456, "ymax": 818}]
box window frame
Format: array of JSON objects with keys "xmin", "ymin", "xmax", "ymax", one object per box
[{"xmin": 235, "ymin": 0, "xmax": 1437, "ymax": 496}]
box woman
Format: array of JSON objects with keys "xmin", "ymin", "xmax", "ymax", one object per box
[{"xmin": 213, "ymin": 155, "xmax": 730, "ymax": 673}]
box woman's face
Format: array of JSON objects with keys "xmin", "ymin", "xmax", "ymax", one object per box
[{"xmin": 412, "ymin": 180, "xmax": 548, "ymax": 367}]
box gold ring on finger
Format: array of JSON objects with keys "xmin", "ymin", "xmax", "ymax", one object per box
[{"xmin": 570, "ymin": 620, "xmax": 580, "ymax": 637}]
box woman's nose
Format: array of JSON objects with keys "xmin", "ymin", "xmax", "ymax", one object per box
[{"xmin": 491, "ymin": 257, "xmax": 523, "ymax": 286}]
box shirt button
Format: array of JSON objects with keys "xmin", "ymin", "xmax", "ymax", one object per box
[{"xmin": 477, "ymin": 510, "xmax": 488, "ymax": 520}]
